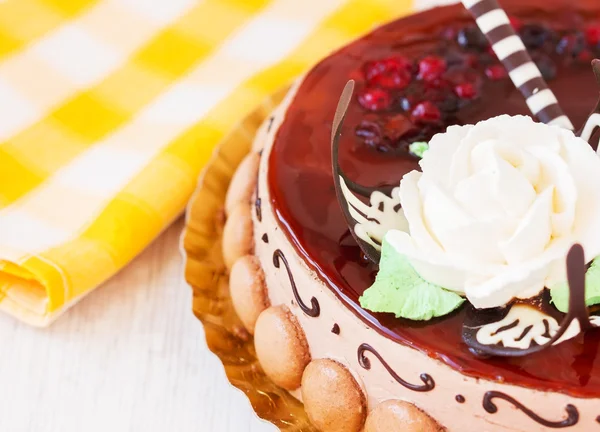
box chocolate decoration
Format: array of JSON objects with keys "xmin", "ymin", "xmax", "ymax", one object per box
[
  {"xmin": 596, "ymin": 415, "xmax": 600, "ymax": 423},
  {"xmin": 331, "ymin": 81, "xmax": 381, "ymax": 264},
  {"xmin": 357, "ymin": 343, "xmax": 435, "ymax": 392},
  {"xmin": 462, "ymin": 244, "xmax": 594, "ymax": 358},
  {"xmin": 577, "ymin": 59, "xmax": 600, "ymax": 144},
  {"xmin": 261, "ymin": 233, "xmax": 269, "ymax": 244},
  {"xmin": 331, "ymin": 81, "xmax": 401, "ymax": 264},
  {"xmin": 273, "ymin": 249, "xmax": 320, "ymax": 317},
  {"xmin": 462, "ymin": 0, "xmax": 573, "ymax": 129},
  {"xmin": 483, "ymin": 391, "xmax": 579, "ymax": 428},
  {"xmin": 332, "ymin": 323, "xmax": 340, "ymax": 335},
  {"xmin": 456, "ymin": 395, "xmax": 466, "ymax": 403}
]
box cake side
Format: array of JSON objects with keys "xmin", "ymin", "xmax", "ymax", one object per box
[{"xmin": 222, "ymin": 79, "xmax": 600, "ymax": 432}]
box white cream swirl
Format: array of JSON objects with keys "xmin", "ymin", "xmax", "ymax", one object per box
[{"xmin": 387, "ymin": 115, "xmax": 600, "ymax": 309}]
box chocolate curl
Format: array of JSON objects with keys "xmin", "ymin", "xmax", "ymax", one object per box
[
  {"xmin": 578, "ymin": 59, "xmax": 600, "ymax": 144},
  {"xmin": 462, "ymin": 244, "xmax": 593, "ymax": 358},
  {"xmin": 461, "ymin": 0, "xmax": 574, "ymax": 130},
  {"xmin": 565, "ymin": 244, "xmax": 593, "ymax": 333},
  {"xmin": 331, "ymin": 80, "xmax": 381, "ymax": 264},
  {"xmin": 331, "ymin": 81, "xmax": 404, "ymax": 264}
]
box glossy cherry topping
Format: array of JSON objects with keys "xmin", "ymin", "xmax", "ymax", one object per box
[
  {"xmin": 454, "ymin": 82, "xmax": 477, "ymax": 99},
  {"xmin": 411, "ymin": 101, "xmax": 442, "ymax": 124},
  {"xmin": 586, "ymin": 25, "xmax": 600, "ymax": 46},
  {"xmin": 269, "ymin": 2, "xmax": 600, "ymax": 397},
  {"xmin": 364, "ymin": 56, "xmax": 413, "ymax": 89},
  {"xmin": 348, "ymin": 11, "xmax": 596, "ymax": 153},
  {"xmin": 418, "ymin": 55, "xmax": 447, "ymax": 82},
  {"xmin": 357, "ymin": 87, "xmax": 392, "ymax": 111},
  {"xmin": 485, "ymin": 64, "xmax": 508, "ymax": 80}
]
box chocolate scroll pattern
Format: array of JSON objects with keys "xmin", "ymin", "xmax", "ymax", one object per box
[
  {"xmin": 272, "ymin": 249, "xmax": 320, "ymax": 317},
  {"xmin": 357, "ymin": 343, "xmax": 435, "ymax": 392},
  {"xmin": 483, "ymin": 391, "xmax": 579, "ymax": 428}
]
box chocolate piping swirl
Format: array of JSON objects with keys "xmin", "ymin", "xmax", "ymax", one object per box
[
  {"xmin": 261, "ymin": 233, "xmax": 269, "ymax": 244},
  {"xmin": 483, "ymin": 391, "xmax": 579, "ymax": 428},
  {"xmin": 462, "ymin": 244, "xmax": 593, "ymax": 357},
  {"xmin": 462, "ymin": 0, "xmax": 573, "ymax": 129},
  {"xmin": 357, "ymin": 343, "xmax": 435, "ymax": 392},
  {"xmin": 272, "ymin": 249, "xmax": 320, "ymax": 317}
]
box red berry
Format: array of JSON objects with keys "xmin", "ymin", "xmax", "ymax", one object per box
[
  {"xmin": 358, "ymin": 87, "xmax": 392, "ymax": 111},
  {"xmin": 418, "ymin": 56, "xmax": 447, "ymax": 82},
  {"xmin": 363, "ymin": 56, "xmax": 413, "ymax": 90},
  {"xmin": 370, "ymin": 69, "xmax": 411, "ymax": 89},
  {"xmin": 585, "ymin": 25, "xmax": 600, "ymax": 46},
  {"xmin": 454, "ymin": 83, "xmax": 477, "ymax": 99},
  {"xmin": 411, "ymin": 101, "xmax": 441, "ymax": 124},
  {"xmin": 363, "ymin": 61, "xmax": 385, "ymax": 81},
  {"xmin": 509, "ymin": 16, "xmax": 523, "ymax": 32},
  {"xmin": 485, "ymin": 64, "xmax": 508, "ymax": 80},
  {"xmin": 383, "ymin": 56, "xmax": 413, "ymax": 72},
  {"xmin": 364, "ymin": 56, "xmax": 412, "ymax": 80}
]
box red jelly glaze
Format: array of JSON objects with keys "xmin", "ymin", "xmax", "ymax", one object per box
[{"xmin": 268, "ymin": 1, "xmax": 600, "ymax": 397}]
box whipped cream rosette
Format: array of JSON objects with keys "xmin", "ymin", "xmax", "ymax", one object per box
[{"xmin": 387, "ymin": 115, "xmax": 600, "ymax": 309}]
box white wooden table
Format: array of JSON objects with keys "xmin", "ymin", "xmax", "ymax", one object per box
[{"xmin": 0, "ymin": 217, "xmax": 275, "ymax": 432}]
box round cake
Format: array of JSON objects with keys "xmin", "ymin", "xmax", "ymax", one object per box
[{"xmin": 222, "ymin": 0, "xmax": 600, "ymax": 431}]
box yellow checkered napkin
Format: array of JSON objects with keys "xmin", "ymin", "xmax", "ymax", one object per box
[{"xmin": 0, "ymin": 0, "xmax": 413, "ymax": 326}]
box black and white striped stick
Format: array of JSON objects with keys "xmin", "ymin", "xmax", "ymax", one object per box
[{"xmin": 462, "ymin": 0, "xmax": 574, "ymax": 130}]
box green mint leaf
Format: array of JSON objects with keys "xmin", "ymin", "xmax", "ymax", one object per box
[
  {"xmin": 550, "ymin": 257, "xmax": 600, "ymax": 313},
  {"xmin": 360, "ymin": 238, "xmax": 464, "ymax": 321},
  {"xmin": 409, "ymin": 141, "xmax": 429, "ymax": 158}
]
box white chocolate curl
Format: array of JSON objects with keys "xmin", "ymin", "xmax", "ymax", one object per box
[{"xmin": 386, "ymin": 115, "xmax": 600, "ymax": 309}]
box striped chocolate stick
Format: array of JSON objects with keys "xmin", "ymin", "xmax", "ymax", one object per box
[{"xmin": 462, "ymin": 0, "xmax": 574, "ymax": 130}]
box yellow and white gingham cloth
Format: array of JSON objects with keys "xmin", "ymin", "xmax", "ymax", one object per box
[{"xmin": 0, "ymin": 0, "xmax": 413, "ymax": 326}]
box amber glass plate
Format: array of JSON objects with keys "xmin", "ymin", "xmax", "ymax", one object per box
[{"xmin": 182, "ymin": 87, "xmax": 316, "ymax": 431}]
